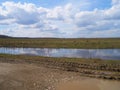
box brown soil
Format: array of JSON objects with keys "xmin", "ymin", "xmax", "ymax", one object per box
[
  {"xmin": 0, "ymin": 62, "xmax": 120, "ymax": 90},
  {"xmin": 0, "ymin": 57, "xmax": 120, "ymax": 80}
]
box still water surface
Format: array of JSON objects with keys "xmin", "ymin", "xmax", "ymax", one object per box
[{"xmin": 0, "ymin": 47, "xmax": 120, "ymax": 60}]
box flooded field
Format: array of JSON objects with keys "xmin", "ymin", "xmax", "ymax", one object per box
[{"xmin": 0, "ymin": 47, "xmax": 120, "ymax": 60}]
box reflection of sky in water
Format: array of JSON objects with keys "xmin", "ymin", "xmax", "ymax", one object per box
[{"xmin": 0, "ymin": 48, "xmax": 120, "ymax": 60}]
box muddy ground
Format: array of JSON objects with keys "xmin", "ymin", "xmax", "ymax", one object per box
[{"xmin": 0, "ymin": 62, "xmax": 120, "ymax": 90}]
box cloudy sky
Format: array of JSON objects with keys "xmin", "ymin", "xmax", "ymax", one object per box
[{"xmin": 0, "ymin": 0, "xmax": 120, "ymax": 38}]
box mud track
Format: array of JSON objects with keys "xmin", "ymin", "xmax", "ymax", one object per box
[
  {"xmin": 0, "ymin": 57, "xmax": 120, "ymax": 80},
  {"xmin": 0, "ymin": 57, "xmax": 120, "ymax": 90}
]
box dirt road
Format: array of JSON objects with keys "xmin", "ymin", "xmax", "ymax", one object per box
[{"xmin": 0, "ymin": 62, "xmax": 120, "ymax": 90}]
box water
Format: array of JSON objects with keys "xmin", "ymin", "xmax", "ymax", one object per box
[{"xmin": 0, "ymin": 47, "xmax": 120, "ymax": 60}]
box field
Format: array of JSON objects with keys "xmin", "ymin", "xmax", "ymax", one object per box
[
  {"xmin": 0, "ymin": 38, "xmax": 120, "ymax": 90},
  {"xmin": 0, "ymin": 38, "xmax": 120, "ymax": 80},
  {"xmin": 0, "ymin": 54, "xmax": 120, "ymax": 80},
  {"xmin": 0, "ymin": 38, "xmax": 120, "ymax": 48}
]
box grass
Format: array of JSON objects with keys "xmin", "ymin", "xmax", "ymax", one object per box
[
  {"xmin": 0, "ymin": 38, "xmax": 120, "ymax": 49},
  {"xmin": 0, "ymin": 54, "xmax": 120, "ymax": 64}
]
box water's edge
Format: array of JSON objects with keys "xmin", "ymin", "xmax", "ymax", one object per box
[{"xmin": 0, "ymin": 47, "xmax": 120, "ymax": 60}]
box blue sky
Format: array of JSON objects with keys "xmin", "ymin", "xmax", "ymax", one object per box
[
  {"xmin": 0, "ymin": 0, "xmax": 112, "ymax": 9},
  {"xmin": 0, "ymin": 0, "xmax": 120, "ymax": 37}
]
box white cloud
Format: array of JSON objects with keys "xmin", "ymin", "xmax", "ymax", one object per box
[
  {"xmin": 75, "ymin": 9, "xmax": 104, "ymax": 27},
  {"xmin": 74, "ymin": 1, "xmax": 120, "ymax": 37},
  {"xmin": 112, "ymin": 0, "xmax": 120, "ymax": 5},
  {"xmin": 46, "ymin": 3, "xmax": 73, "ymax": 22},
  {"xmin": 0, "ymin": 2, "xmax": 73, "ymax": 25},
  {"xmin": 105, "ymin": 4, "xmax": 120, "ymax": 20},
  {"xmin": 0, "ymin": 1, "xmax": 120, "ymax": 37},
  {"xmin": 1, "ymin": 2, "xmax": 40, "ymax": 25}
]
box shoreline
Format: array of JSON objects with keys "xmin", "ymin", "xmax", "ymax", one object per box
[{"xmin": 0, "ymin": 54, "xmax": 120, "ymax": 81}]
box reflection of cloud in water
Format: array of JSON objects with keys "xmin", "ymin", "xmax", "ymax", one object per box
[
  {"xmin": 93, "ymin": 49, "xmax": 120, "ymax": 56},
  {"xmin": 0, "ymin": 48, "xmax": 120, "ymax": 60}
]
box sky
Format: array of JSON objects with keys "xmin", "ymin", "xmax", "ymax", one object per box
[{"xmin": 0, "ymin": 0, "xmax": 120, "ymax": 38}]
